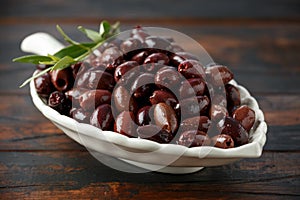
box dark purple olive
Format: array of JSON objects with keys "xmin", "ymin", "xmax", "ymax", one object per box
[
  {"xmin": 136, "ymin": 106, "xmax": 153, "ymax": 126},
  {"xmin": 70, "ymin": 62, "xmax": 82, "ymax": 79},
  {"xmin": 34, "ymin": 71, "xmax": 54, "ymax": 98},
  {"xmin": 149, "ymin": 90, "xmax": 178, "ymax": 108},
  {"xmin": 79, "ymin": 89, "xmax": 111, "ymax": 111},
  {"xmin": 144, "ymin": 52, "xmax": 170, "ymax": 66},
  {"xmin": 112, "ymin": 85, "xmax": 138, "ymax": 113},
  {"xmin": 205, "ymin": 65, "xmax": 234, "ymax": 86},
  {"xmin": 131, "ymin": 50, "xmax": 149, "ymax": 65},
  {"xmin": 180, "ymin": 116, "xmax": 210, "ymax": 133},
  {"xmin": 153, "ymin": 103, "xmax": 178, "ymax": 134},
  {"xmin": 65, "ymin": 88, "xmax": 88, "ymax": 107},
  {"xmin": 220, "ymin": 117, "xmax": 249, "ymax": 146},
  {"xmin": 154, "ymin": 67, "xmax": 182, "ymax": 89},
  {"xmin": 210, "ymin": 104, "xmax": 228, "ymax": 122},
  {"xmin": 177, "ymin": 130, "xmax": 210, "ymax": 147},
  {"xmin": 100, "ymin": 46, "xmax": 123, "ymax": 66},
  {"xmin": 130, "ymin": 73, "xmax": 155, "ymax": 98},
  {"xmin": 144, "ymin": 36, "xmax": 173, "ymax": 51},
  {"xmin": 180, "ymin": 96, "xmax": 210, "ymax": 118},
  {"xmin": 178, "ymin": 59, "xmax": 206, "ymax": 79},
  {"xmin": 114, "ymin": 111, "xmax": 138, "ymax": 137},
  {"xmin": 233, "ymin": 105, "xmax": 255, "ymax": 132},
  {"xmin": 179, "ymin": 78, "xmax": 206, "ymax": 99},
  {"xmin": 114, "ymin": 61, "xmax": 139, "ymax": 84},
  {"xmin": 48, "ymin": 91, "xmax": 71, "ymax": 115},
  {"xmin": 90, "ymin": 104, "xmax": 114, "ymax": 130},
  {"xmin": 137, "ymin": 124, "xmax": 173, "ymax": 143},
  {"xmin": 131, "ymin": 26, "xmax": 149, "ymax": 42},
  {"xmin": 211, "ymin": 134, "xmax": 234, "ymax": 149},
  {"xmin": 120, "ymin": 38, "xmax": 142, "ymax": 53},
  {"xmin": 225, "ymin": 84, "xmax": 241, "ymax": 114},
  {"xmin": 71, "ymin": 108, "xmax": 91, "ymax": 123},
  {"xmin": 50, "ymin": 68, "xmax": 74, "ymax": 92}
]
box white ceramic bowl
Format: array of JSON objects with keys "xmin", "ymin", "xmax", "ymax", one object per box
[{"xmin": 30, "ymin": 78, "xmax": 267, "ymax": 174}]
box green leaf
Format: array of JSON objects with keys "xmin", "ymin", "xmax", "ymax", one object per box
[
  {"xmin": 54, "ymin": 43, "xmax": 96, "ymax": 59},
  {"xmin": 56, "ymin": 25, "xmax": 79, "ymax": 45},
  {"xmin": 13, "ymin": 55, "xmax": 53, "ymax": 64},
  {"xmin": 51, "ymin": 56, "xmax": 75, "ymax": 71},
  {"xmin": 19, "ymin": 67, "xmax": 51, "ymax": 88},
  {"xmin": 78, "ymin": 26, "xmax": 102, "ymax": 43},
  {"xmin": 99, "ymin": 20, "xmax": 111, "ymax": 38}
]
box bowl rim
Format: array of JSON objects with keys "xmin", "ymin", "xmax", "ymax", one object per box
[{"xmin": 30, "ymin": 77, "xmax": 267, "ymax": 159}]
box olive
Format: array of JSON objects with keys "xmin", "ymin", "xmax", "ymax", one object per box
[
  {"xmin": 178, "ymin": 60, "xmax": 206, "ymax": 79},
  {"xmin": 233, "ymin": 105, "xmax": 255, "ymax": 132},
  {"xmin": 114, "ymin": 111, "xmax": 138, "ymax": 137},
  {"xmin": 90, "ymin": 104, "xmax": 114, "ymax": 130},
  {"xmin": 211, "ymin": 134, "xmax": 234, "ymax": 149},
  {"xmin": 177, "ymin": 130, "xmax": 210, "ymax": 147},
  {"xmin": 137, "ymin": 124, "xmax": 173, "ymax": 143},
  {"xmin": 153, "ymin": 103, "xmax": 178, "ymax": 134}
]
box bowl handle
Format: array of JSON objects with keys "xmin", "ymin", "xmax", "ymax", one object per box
[{"xmin": 21, "ymin": 32, "xmax": 65, "ymax": 55}]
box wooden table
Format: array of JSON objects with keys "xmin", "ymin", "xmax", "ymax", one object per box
[{"xmin": 1, "ymin": 0, "xmax": 299, "ymax": 199}]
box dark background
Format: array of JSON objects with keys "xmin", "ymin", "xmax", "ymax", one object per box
[{"xmin": 0, "ymin": 0, "xmax": 299, "ymax": 199}]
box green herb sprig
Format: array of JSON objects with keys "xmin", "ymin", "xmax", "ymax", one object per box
[{"xmin": 13, "ymin": 20, "xmax": 120, "ymax": 87}]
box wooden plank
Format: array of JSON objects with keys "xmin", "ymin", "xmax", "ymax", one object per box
[
  {"xmin": 2, "ymin": 0, "xmax": 300, "ymax": 20},
  {"xmin": 0, "ymin": 151, "xmax": 299, "ymax": 199}
]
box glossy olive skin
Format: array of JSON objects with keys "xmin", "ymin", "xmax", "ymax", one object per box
[
  {"xmin": 154, "ymin": 66, "xmax": 182, "ymax": 89},
  {"xmin": 179, "ymin": 78, "xmax": 206, "ymax": 99},
  {"xmin": 180, "ymin": 116, "xmax": 210, "ymax": 133},
  {"xmin": 114, "ymin": 61, "xmax": 139, "ymax": 84},
  {"xmin": 144, "ymin": 52, "xmax": 170, "ymax": 66},
  {"xmin": 225, "ymin": 84, "xmax": 241, "ymax": 114},
  {"xmin": 180, "ymin": 96, "xmax": 210, "ymax": 118},
  {"xmin": 130, "ymin": 73, "xmax": 156, "ymax": 98},
  {"xmin": 48, "ymin": 91, "xmax": 71, "ymax": 115},
  {"xmin": 149, "ymin": 90, "xmax": 178, "ymax": 108},
  {"xmin": 153, "ymin": 103, "xmax": 178, "ymax": 134},
  {"xmin": 79, "ymin": 89, "xmax": 112, "ymax": 111},
  {"xmin": 50, "ymin": 68, "xmax": 74, "ymax": 92},
  {"xmin": 178, "ymin": 60, "xmax": 206, "ymax": 79},
  {"xmin": 131, "ymin": 50, "xmax": 149, "ymax": 64},
  {"xmin": 220, "ymin": 117, "xmax": 249, "ymax": 146},
  {"xmin": 136, "ymin": 106, "xmax": 153, "ymax": 126},
  {"xmin": 120, "ymin": 38, "xmax": 142, "ymax": 53},
  {"xmin": 34, "ymin": 71, "xmax": 54, "ymax": 98},
  {"xmin": 71, "ymin": 108, "xmax": 91, "ymax": 123},
  {"xmin": 210, "ymin": 104, "xmax": 228, "ymax": 121},
  {"xmin": 205, "ymin": 65, "xmax": 233, "ymax": 86},
  {"xmin": 112, "ymin": 85, "xmax": 138, "ymax": 113},
  {"xmin": 144, "ymin": 36, "xmax": 173, "ymax": 51},
  {"xmin": 211, "ymin": 134, "xmax": 234, "ymax": 149},
  {"xmin": 90, "ymin": 104, "xmax": 114, "ymax": 130},
  {"xmin": 137, "ymin": 124, "xmax": 173, "ymax": 143},
  {"xmin": 233, "ymin": 105, "xmax": 255, "ymax": 132},
  {"xmin": 177, "ymin": 130, "xmax": 210, "ymax": 147},
  {"xmin": 114, "ymin": 111, "xmax": 138, "ymax": 137}
]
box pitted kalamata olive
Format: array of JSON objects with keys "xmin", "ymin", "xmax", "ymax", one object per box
[
  {"xmin": 114, "ymin": 61, "xmax": 139, "ymax": 84},
  {"xmin": 50, "ymin": 68, "xmax": 74, "ymax": 92},
  {"xmin": 131, "ymin": 50, "xmax": 149, "ymax": 64},
  {"xmin": 220, "ymin": 117, "xmax": 249, "ymax": 146},
  {"xmin": 48, "ymin": 91, "xmax": 71, "ymax": 115},
  {"xmin": 149, "ymin": 90, "xmax": 178, "ymax": 108},
  {"xmin": 101, "ymin": 46, "xmax": 123, "ymax": 65},
  {"xmin": 34, "ymin": 71, "xmax": 54, "ymax": 98},
  {"xmin": 120, "ymin": 38, "xmax": 142, "ymax": 53},
  {"xmin": 177, "ymin": 130, "xmax": 210, "ymax": 147},
  {"xmin": 89, "ymin": 70, "xmax": 115, "ymax": 91},
  {"xmin": 137, "ymin": 124, "xmax": 173, "ymax": 143},
  {"xmin": 79, "ymin": 89, "xmax": 111, "ymax": 111},
  {"xmin": 179, "ymin": 78, "xmax": 206, "ymax": 98},
  {"xmin": 71, "ymin": 108, "xmax": 91, "ymax": 123},
  {"xmin": 144, "ymin": 52, "xmax": 170, "ymax": 66},
  {"xmin": 180, "ymin": 96, "xmax": 210, "ymax": 118},
  {"xmin": 233, "ymin": 105, "xmax": 255, "ymax": 132},
  {"xmin": 178, "ymin": 60, "xmax": 206, "ymax": 79},
  {"xmin": 131, "ymin": 73, "xmax": 156, "ymax": 98},
  {"xmin": 153, "ymin": 103, "xmax": 178, "ymax": 134},
  {"xmin": 210, "ymin": 94, "xmax": 227, "ymax": 108},
  {"xmin": 136, "ymin": 106, "xmax": 154, "ymax": 126},
  {"xmin": 225, "ymin": 84, "xmax": 241, "ymax": 114},
  {"xmin": 70, "ymin": 62, "xmax": 82, "ymax": 79},
  {"xmin": 114, "ymin": 111, "xmax": 138, "ymax": 137},
  {"xmin": 154, "ymin": 66, "xmax": 182, "ymax": 89},
  {"xmin": 144, "ymin": 36, "xmax": 173, "ymax": 51},
  {"xmin": 211, "ymin": 134, "xmax": 234, "ymax": 149},
  {"xmin": 210, "ymin": 104, "xmax": 228, "ymax": 121},
  {"xmin": 65, "ymin": 88, "xmax": 88, "ymax": 107},
  {"xmin": 90, "ymin": 104, "xmax": 114, "ymax": 130},
  {"xmin": 112, "ymin": 85, "xmax": 137, "ymax": 113},
  {"xmin": 169, "ymin": 53, "xmax": 185, "ymax": 67},
  {"xmin": 180, "ymin": 116, "xmax": 210, "ymax": 133},
  {"xmin": 205, "ymin": 65, "xmax": 233, "ymax": 86}
]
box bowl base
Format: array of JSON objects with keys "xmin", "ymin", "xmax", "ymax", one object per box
[{"xmin": 120, "ymin": 158, "xmax": 204, "ymax": 174}]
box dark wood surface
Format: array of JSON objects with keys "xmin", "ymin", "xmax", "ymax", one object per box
[{"xmin": 1, "ymin": 0, "xmax": 300, "ymax": 199}]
